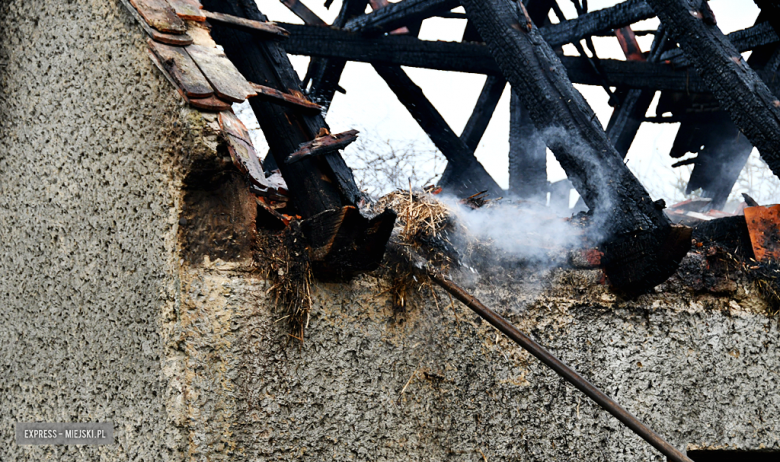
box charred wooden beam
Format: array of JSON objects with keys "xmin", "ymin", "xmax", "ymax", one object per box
[
  {"xmin": 659, "ymin": 21, "xmax": 779, "ymax": 68},
  {"xmin": 202, "ymin": 0, "xmax": 356, "ymax": 215},
  {"xmin": 509, "ymin": 89, "xmax": 547, "ymax": 200},
  {"xmin": 754, "ymin": 0, "xmax": 780, "ymax": 36},
  {"xmin": 202, "ymin": 0, "xmax": 394, "ymax": 278},
  {"xmin": 248, "ymin": 82, "xmax": 324, "ymax": 114},
  {"xmin": 461, "ymin": 0, "xmax": 690, "ymax": 294},
  {"xmin": 523, "ymin": 0, "xmax": 557, "ymax": 25},
  {"xmin": 459, "ymin": 75, "xmax": 506, "ymax": 152},
  {"xmin": 646, "ymin": 0, "xmax": 780, "ymax": 180},
  {"xmin": 286, "ymin": 129, "xmax": 359, "ymax": 163},
  {"xmin": 664, "ymin": 17, "xmax": 779, "ymax": 211},
  {"xmin": 280, "ymin": 0, "xmax": 327, "ymax": 26},
  {"xmin": 507, "ymin": 0, "xmax": 551, "ymax": 200},
  {"xmin": 349, "ymin": 2, "xmax": 502, "ymax": 197},
  {"xmin": 373, "ymin": 64, "xmax": 502, "ymax": 197},
  {"xmin": 344, "ymin": 0, "xmax": 460, "ymax": 34},
  {"xmin": 671, "ymin": 113, "xmax": 753, "ymax": 210},
  {"xmin": 279, "ymin": 23, "xmax": 780, "ymax": 94},
  {"xmin": 541, "ymin": 0, "xmax": 654, "ymax": 48},
  {"xmin": 605, "ymin": 26, "xmax": 667, "ymax": 158},
  {"xmin": 344, "ymin": 0, "xmax": 654, "ymax": 46},
  {"xmin": 302, "ymin": 207, "xmax": 397, "ymax": 280},
  {"xmin": 306, "ymin": 0, "xmax": 370, "ymax": 110},
  {"xmin": 201, "ymin": 9, "xmax": 290, "ymax": 39}
]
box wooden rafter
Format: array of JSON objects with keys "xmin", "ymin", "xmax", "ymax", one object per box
[
  {"xmin": 201, "ymin": 0, "xmax": 395, "ymax": 278},
  {"xmin": 344, "ymin": 0, "xmax": 460, "ymax": 34},
  {"xmin": 460, "ymin": 0, "xmax": 691, "ymax": 294},
  {"xmin": 605, "ymin": 25, "xmax": 668, "ymax": 158},
  {"xmin": 646, "ymin": 0, "xmax": 780, "ymax": 179},
  {"xmin": 279, "ymin": 22, "xmax": 780, "ymax": 94},
  {"xmin": 507, "ymin": 0, "xmax": 553, "ymax": 200},
  {"xmin": 305, "ymin": 0, "xmax": 369, "ymax": 110},
  {"xmin": 460, "ymin": 75, "xmax": 506, "ymax": 152}
]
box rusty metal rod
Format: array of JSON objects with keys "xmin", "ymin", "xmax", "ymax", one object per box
[{"xmin": 426, "ymin": 266, "xmax": 693, "ymax": 462}]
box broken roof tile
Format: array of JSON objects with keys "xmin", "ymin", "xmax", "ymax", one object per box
[
  {"xmin": 130, "ymin": 0, "xmax": 188, "ymax": 34},
  {"xmin": 745, "ymin": 205, "xmax": 780, "ymax": 262},
  {"xmin": 187, "ymin": 95, "xmax": 232, "ymax": 111},
  {"xmin": 218, "ymin": 110, "xmax": 251, "ymax": 141},
  {"xmin": 225, "ymin": 134, "xmax": 267, "ymax": 188},
  {"xmin": 286, "ymin": 129, "xmax": 359, "ymax": 164},
  {"xmin": 121, "ymin": 0, "xmax": 193, "ymax": 45},
  {"xmin": 201, "ymin": 10, "xmax": 289, "ymax": 39},
  {"xmin": 187, "ymin": 21, "xmax": 218, "ymax": 48},
  {"xmin": 249, "ymin": 82, "xmax": 323, "ymax": 114},
  {"xmin": 186, "ymin": 44, "xmax": 257, "ymax": 103},
  {"xmin": 146, "ymin": 48, "xmax": 226, "ymax": 110},
  {"xmin": 148, "ymin": 39, "xmax": 213, "ymax": 98},
  {"xmin": 168, "ymin": 0, "xmax": 206, "ymax": 22}
]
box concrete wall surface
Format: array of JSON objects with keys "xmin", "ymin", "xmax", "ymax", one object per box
[{"xmin": 1, "ymin": 1, "xmax": 780, "ymax": 462}]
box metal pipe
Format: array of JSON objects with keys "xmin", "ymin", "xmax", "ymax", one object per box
[{"xmin": 425, "ymin": 266, "xmax": 693, "ymax": 462}]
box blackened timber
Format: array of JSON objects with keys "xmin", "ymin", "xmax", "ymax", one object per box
[
  {"xmin": 278, "ymin": 23, "xmax": 780, "ymax": 94},
  {"xmin": 508, "ymin": 89, "xmax": 547, "ymax": 200},
  {"xmin": 675, "ymin": 113, "xmax": 753, "ymax": 210},
  {"xmin": 248, "ymin": 82, "xmax": 323, "ymax": 113},
  {"xmin": 280, "ymin": 0, "xmax": 327, "ymax": 26},
  {"xmin": 286, "ymin": 130, "xmax": 360, "ymax": 164},
  {"xmin": 306, "ymin": 0, "xmax": 369, "ymax": 110},
  {"xmin": 204, "ymin": 0, "xmax": 396, "ymax": 279},
  {"xmin": 373, "ymin": 64, "xmax": 502, "ymax": 197},
  {"xmin": 523, "ymin": 0, "xmax": 556, "ymax": 25},
  {"xmin": 461, "ymin": 0, "xmax": 691, "ymax": 295},
  {"xmin": 646, "ymin": 0, "xmax": 780, "ymax": 180},
  {"xmin": 460, "ymin": 76, "xmax": 506, "ymax": 151},
  {"xmin": 605, "ymin": 26, "xmax": 667, "ymax": 158},
  {"xmin": 659, "ymin": 21, "xmax": 779, "ymax": 68},
  {"xmin": 344, "ymin": 0, "xmax": 460, "ymax": 34},
  {"xmin": 754, "ymin": 0, "xmax": 780, "ymax": 36},
  {"xmin": 458, "ymin": 26, "xmax": 505, "ymax": 152},
  {"xmin": 345, "ymin": 0, "xmax": 655, "ymax": 47},
  {"xmin": 200, "ymin": 0, "xmax": 360, "ymax": 216},
  {"xmin": 506, "ymin": 0, "xmax": 551, "ymax": 199},
  {"xmin": 667, "ymin": 18, "xmax": 777, "ymax": 211},
  {"xmin": 541, "ymin": 0, "xmax": 654, "ymax": 48},
  {"xmin": 200, "ymin": 10, "xmax": 290, "ymax": 39}
]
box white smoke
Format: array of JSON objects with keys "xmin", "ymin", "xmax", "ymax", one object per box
[{"xmin": 439, "ymin": 194, "xmax": 582, "ymax": 263}]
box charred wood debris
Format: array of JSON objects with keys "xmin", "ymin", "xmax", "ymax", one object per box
[{"xmin": 125, "ymin": 0, "xmax": 780, "ymax": 459}]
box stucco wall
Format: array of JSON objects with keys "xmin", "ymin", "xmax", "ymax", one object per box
[
  {"xmin": 181, "ymin": 260, "xmax": 780, "ymax": 461},
  {"xmin": 0, "ymin": 0, "xmax": 201, "ymax": 459}
]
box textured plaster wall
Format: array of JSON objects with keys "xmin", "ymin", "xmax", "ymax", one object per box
[
  {"xmin": 180, "ymin": 260, "xmax": 780, "ymax": 462},
  {"xmin": 0, "ymin": 0, "xmax": 213, "ymax": 460}
]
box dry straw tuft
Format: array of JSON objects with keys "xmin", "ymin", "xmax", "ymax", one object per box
[
  {"xmin": 372, "ymin": 188, "xmax": 456, "ymax": 312},
  {"xmin": 374, "ymin": 188, "xmax": 451, "ymax": 245},
  {"xmin": 256, "ymin": 223, "xmax": 313, "ymax": 343}
]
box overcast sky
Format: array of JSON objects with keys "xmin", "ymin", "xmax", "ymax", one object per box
[{"xmin": 239, "ymin": 0, "xmax": 779, "ymax": 207}]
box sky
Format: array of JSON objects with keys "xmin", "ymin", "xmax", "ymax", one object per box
[{"xmin": 237, "ymin": 0, "xmax": 780, "ymax": 207}]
